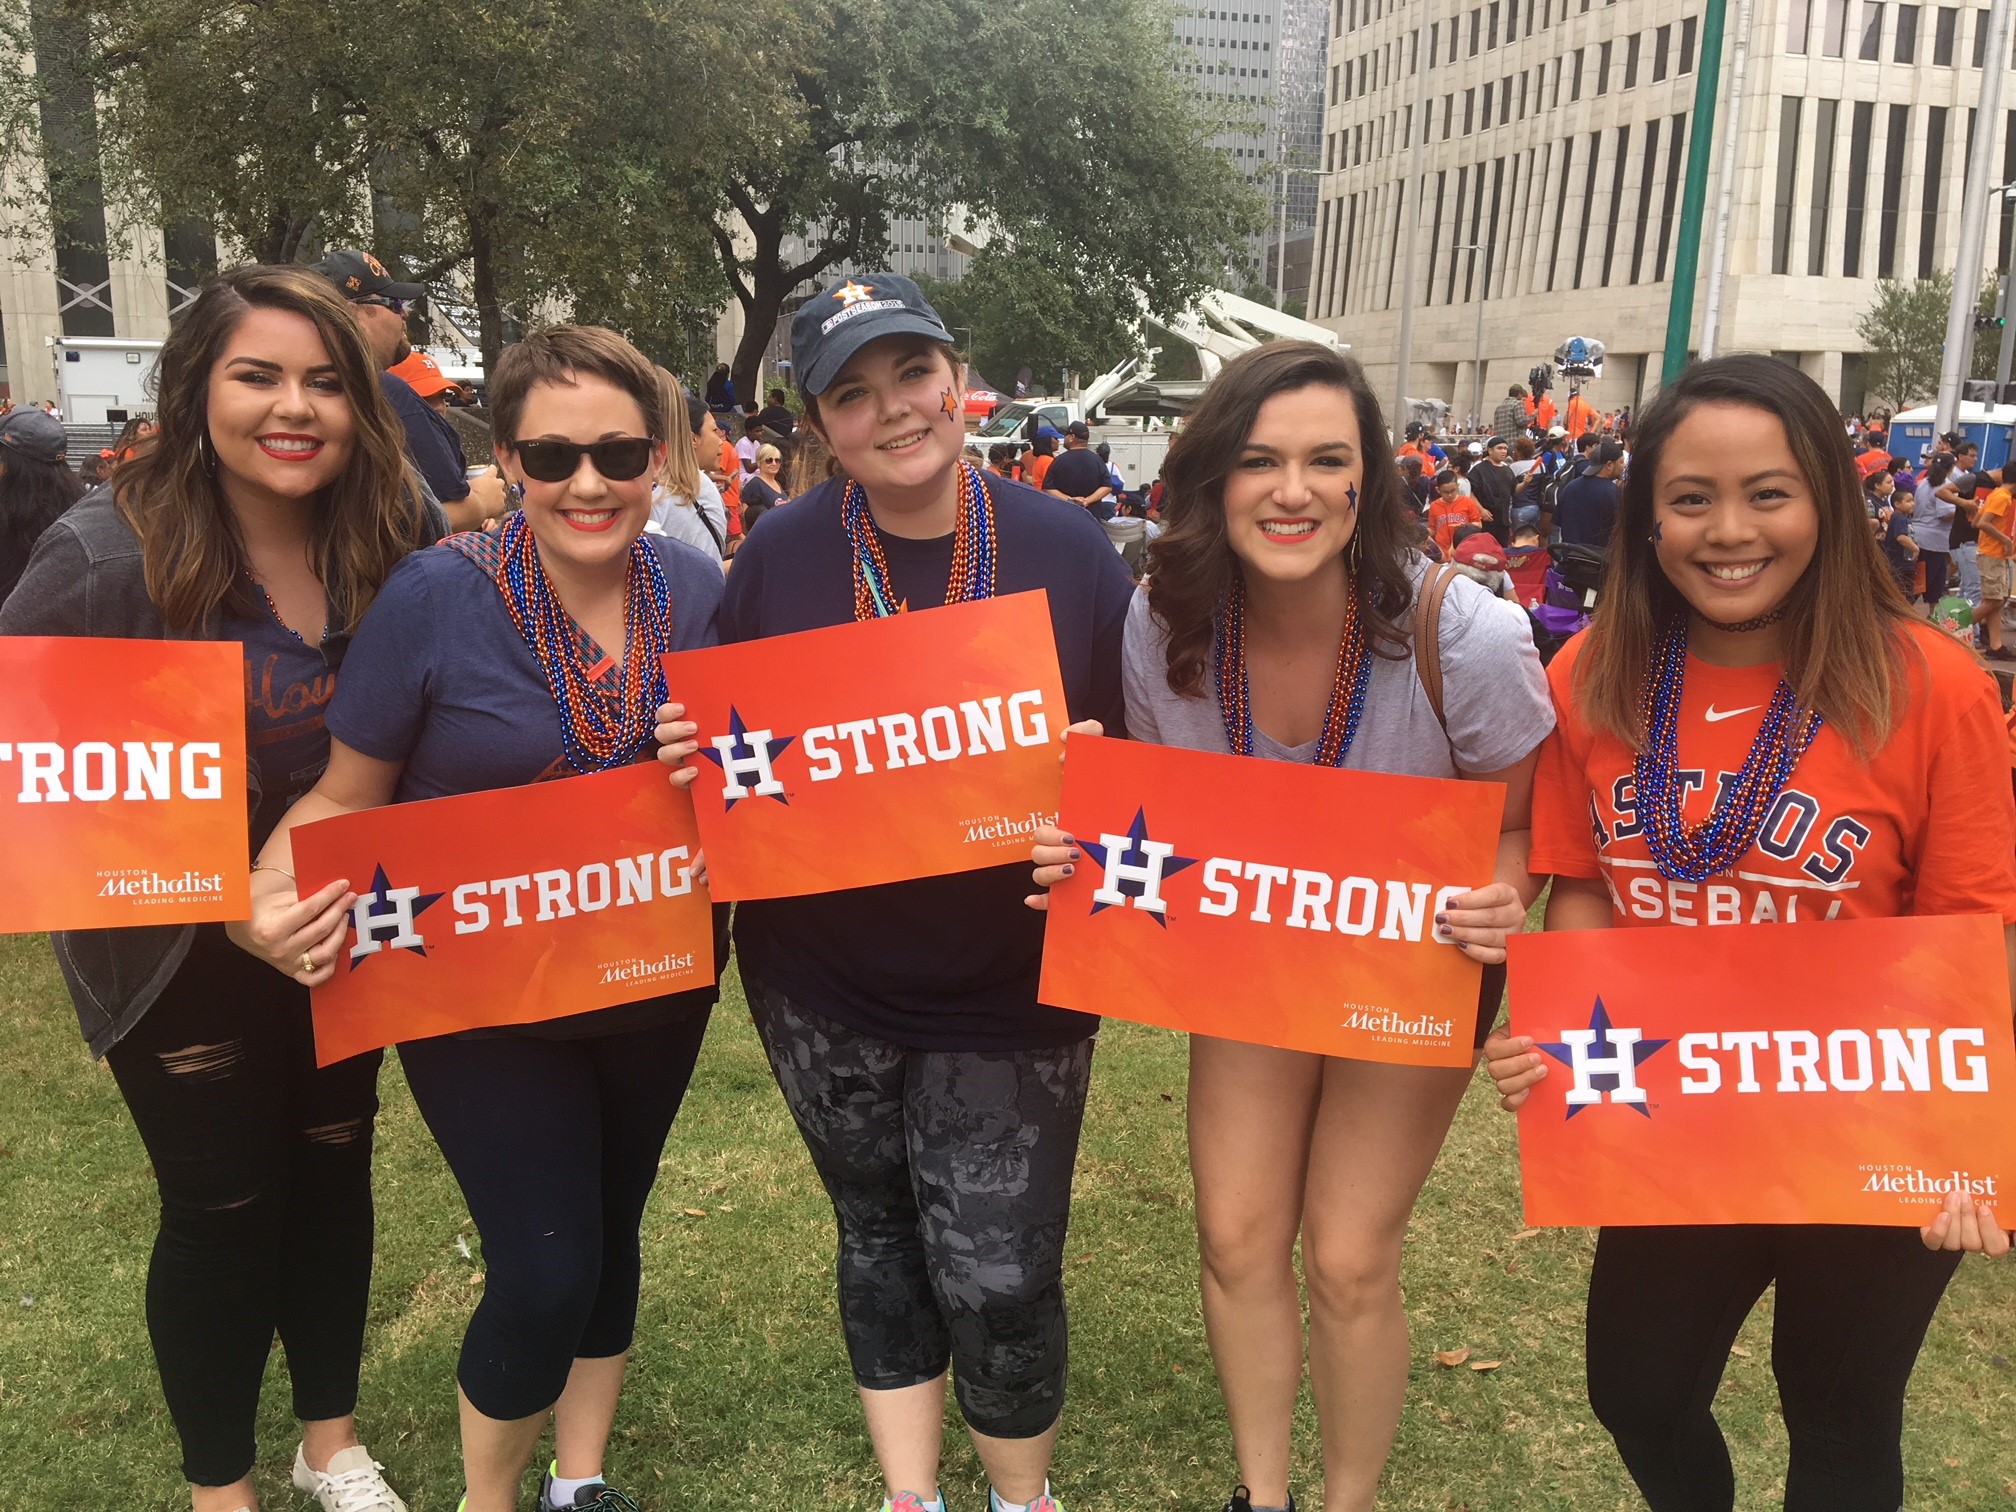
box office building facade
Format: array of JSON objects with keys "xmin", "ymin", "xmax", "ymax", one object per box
[{"xmin": 1310, "ymin": 0, "xmax": 2015, "ymax": 420}]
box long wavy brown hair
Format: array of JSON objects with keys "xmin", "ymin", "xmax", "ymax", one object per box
[
  {"xmin": 1573, "ymin": 353, "xmax": 1916, "ymax": 757},
  {"xmin": 116, "ymin": 263, "xmax": 426, "ymax": 634},
  {"xmin": 1146, "ymin": 341, "xmax": 1418, "ymax": 696}
]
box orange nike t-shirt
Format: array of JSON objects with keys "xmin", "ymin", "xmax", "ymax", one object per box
[{"xmin": 1530, "ymin": 622, "xmax": 2016, "ymax": 928}]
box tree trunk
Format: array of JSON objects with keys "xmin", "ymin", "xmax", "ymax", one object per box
[
  {"xmin": 470, "ymin": 210, "xmax": 504, "ymax": 379},
  {"xmin": 730, "ymin": 220, "xmax": 792, "ymax": 403}
]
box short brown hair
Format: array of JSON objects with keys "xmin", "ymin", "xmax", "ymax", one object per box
[
  {"xmin": 488, "ymin": 325, "xmax": 666, "ymax": 449},
  {"xmin": 1146, "ymin": 341, "xmax": 1418, "ymax": 698}
]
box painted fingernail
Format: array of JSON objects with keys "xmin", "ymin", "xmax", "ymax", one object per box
[
  {"xmin": 1067, "ymin": 849, "xmax": 1082, "ymax": 861},
  {"xmin": 1062, "ymin": 864, "xmax": 1075, "ymax": 877},
  {"xmin": 1435, "ymin": 912, "xmax": 1449, "ymax": 924}
]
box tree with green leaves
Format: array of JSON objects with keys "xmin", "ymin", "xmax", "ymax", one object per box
[
  {"xmin": 915, "ymin": 245, "xmax": 1140, "ymax": 397},
  {"xmin": 713, "ymin": 0, "xmax": 1261, "ymax": 399},
  {"xmin": 1857, "ymin": 275, "xmax": 1949, "ymax": 413}
]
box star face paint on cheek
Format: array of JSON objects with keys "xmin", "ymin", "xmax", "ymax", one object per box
[
  {"xmin": 1652, "ymin": 521, "xmax": 1663, "ymax": 543},
  {"xmin": 939, "ymin": 389, "xmax": 961, "ymax": 424},
  {"xmin": 1346, "ymin": 482, "xmax": 1360, "ymax": 511}
]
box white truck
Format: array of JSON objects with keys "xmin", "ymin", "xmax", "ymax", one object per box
[{"xmin": 52, "ymin": 336, "xmax": 164, "ymax": 426}]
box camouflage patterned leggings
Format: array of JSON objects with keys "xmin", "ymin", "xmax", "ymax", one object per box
[{"xmin": 746, "ymin": 975, "xmax": 1094, "ymax": 1439}]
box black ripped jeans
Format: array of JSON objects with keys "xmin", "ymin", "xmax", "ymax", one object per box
[{"xmin": 103, "ymin": 925, "xmax": 383, "ymax": 1487}]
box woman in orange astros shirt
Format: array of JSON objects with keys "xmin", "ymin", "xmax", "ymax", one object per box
[{"xmin": 1486, "ymin": 355, "xmax": 2014, "ymax": 1512}]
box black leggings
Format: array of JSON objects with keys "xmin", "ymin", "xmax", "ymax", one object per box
[
  {"xmin": 397, "ymin": 1007, "xmax": 711, "ymax": 1422},
  {"xmin": 103, "ymin": 925, "xmax": 383, "ymax": 1487},
  {"xmin": 746, "ymin": 974, "xmax": 1092, "ymax": 1439},
  {"xmin": 1920, "ymin": 549, "xmax": 1951, "ymax": 605},
  {"xmin": 1585, "ymin": 1223, "xmax": 1962, "ymax": 1511}
]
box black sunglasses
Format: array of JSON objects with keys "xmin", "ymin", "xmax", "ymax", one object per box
[
  {"xmin": 513, "ymin": 436, "xmax": 657, "ymax": 483},
  {"xmin": 353, "ymin": 295, "xmax": 407, "ymax": 316}
]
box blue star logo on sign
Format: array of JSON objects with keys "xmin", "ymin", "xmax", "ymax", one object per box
[
  {"xmin": 1537, "ymin": 997, "xmax": 1670, "ymax": 1119},
  {"xmin": 347, "ymin": 863, "xmax": 444, "ymax": 970},
  {"xmin": 698, "ymin": 706, "xmax": 796, "ymax": 810},
  {"xmin": 1078, "ymin": 807, "xmax": 1197, "ymax": 928}
]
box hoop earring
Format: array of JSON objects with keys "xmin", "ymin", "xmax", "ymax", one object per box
[
  {"xmin": 199, "ymin": 431, "xmax": 218, "ymax": 472},
  {"xmin": 1345, "ymin": 525, "xmax": 1364, "ymax": 577}
]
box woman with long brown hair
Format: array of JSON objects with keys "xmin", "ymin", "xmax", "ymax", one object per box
[
  {"xmin": 1487, "ymin": 354, "xmax": 2014, "ymax": 1510},
  {"xmin": 0, "ymin": 263, "xmax": 439, "ymax": 1512},
  {"xmin": 1032, "ymin": 342, "xmax": 1552, "ymax": 1512}
]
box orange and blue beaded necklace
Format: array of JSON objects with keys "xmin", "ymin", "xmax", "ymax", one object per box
[
  {"xmin": 842, "ymin": 458, "xmax": 996, "ymax": 619},
  {"xmin": 492, "ymin": 512, "xmax": 675, "ymax": 774},
  {"xmin": 1632, "ymin": 620, "xmax": 1822, "ymax": 881},
  {"xmin": 1213, "ymin": 574, "xmax": 1373, "ymax": 765}
]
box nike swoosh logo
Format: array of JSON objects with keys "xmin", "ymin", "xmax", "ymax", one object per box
[{"xmin": 1704, "ymin": 704, "xmax": 1764, "ymax": 723}]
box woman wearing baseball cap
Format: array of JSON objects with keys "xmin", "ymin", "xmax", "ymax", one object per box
[{"xmin": 655, "ymin": 273, "xmax": 1135, "ymax": 1512}]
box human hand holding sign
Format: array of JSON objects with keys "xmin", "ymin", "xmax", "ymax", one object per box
[
  {"xmin": 1482, "ymin": 1030, "xmax": 1546, "ymax": 1111},
  {"xmin": 1920, "ymin": 1190, "xmax": 2012, "ymax": 1256},
  {"xmin": 653, "ymin": 699, "xmax": 704, "ymax": 789},
  {"xmin": 230, "ymin": 872, "xmax": 356, "ymax": 988},
  {"xmin": 1025, "ymin": 720, "xmax": 1104, "ymax": 911}
]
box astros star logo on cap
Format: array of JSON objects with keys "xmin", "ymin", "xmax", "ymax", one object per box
[{"xmin": 833, "ymin": 280, "xmax": 875, "ymax": 305}]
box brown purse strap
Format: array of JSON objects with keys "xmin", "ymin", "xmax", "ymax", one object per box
[{"xmin": 1412, "ymin": 561, "xmax": 1460, "ymax": 735}]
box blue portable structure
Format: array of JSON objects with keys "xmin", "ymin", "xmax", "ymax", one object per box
[{"xmin": 1888, "ymin": 403, "xmax": 2016, "ymax": 470}]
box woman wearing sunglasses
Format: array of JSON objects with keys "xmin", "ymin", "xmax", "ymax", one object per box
[
  {"xmin": 655, "ymin": 274, "xmax": 1136, "ymax": 1512},
  {"xmin": 239, "ymin": 326, "xmax": 727, "ymax": 1512}
]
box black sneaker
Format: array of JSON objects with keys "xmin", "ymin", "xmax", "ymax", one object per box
[
  {"xmin": 536, "ymin": 1465, "xmax": 642, "ymax": 1512},
  {"xmin": 1221, "ymin": 1489, "xmax": 1296, "ymax": 1512}
]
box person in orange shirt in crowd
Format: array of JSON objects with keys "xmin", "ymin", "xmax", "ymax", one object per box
[
  {"xmin": 1531, "ymin": 391, "xmax": 1558, "ymax": 432},
  {"xmin": 1564, "ymin": 389, "xmax": 1597, "ymax": 441},
  {"xmin": 1426, "ymin": 468, "xmax": 1483, "ymax": 552},
  {"xmin": 1855, "ymin": 427, "xmax": 1893, "ymax": 479},
  {"xmin": 1484, "ymin": 355, "xmax": 2015, "ymax": 1512},
  {"xmin": 1028, "ymin": 429, "xmax": 1058, "ymax": 489},
  {"xmin": 1974, "ymin": 461, "xmax": 2015, "ymax": 659}
]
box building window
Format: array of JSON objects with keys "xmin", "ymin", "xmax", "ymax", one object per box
[
  {"xmin": 1920, "ymin": 105, "xmax": 1947, "ymax": 276},
  {"xmin": 1572, "ymin": 46, "xmax": 1586, "ymax": 99},
  {"xmin": 1507, "ymin": 0, "xmax": 1520, "ymax": 43},
  {"xmin": 1809, "ymin": 99, "xmax": 1839, "ymax": 274},
  {"xmin": 1859, "ymin": 2, "xmax": 1884, "ymax": 57},
  {"xmin": 1597, "ymin": 39, "xmax": 1612, "ymax": 92},
  {"xmin": 1657, "ymin": 113, "xmax": 1689, "ymax": 280},
  {"xmin": 1483, "ymin": 81, "xmax": 1495, "ymax": 122},
  {"xmin": 1601, "ymin": 125, "xmax": 1631, "ymax": 284},
  {"xmin": 1630, "ymin": 118, "xmax": 1663, "ymax": 282},
  {"xmin": 1654, "ymin": 23, "xmax": 1671, "ymax": 78},
  {"xmin": 1896, "ymin": 3, "xmax": 1919, "ymax": 59},
  {"xmin": 1788, "ymin": 0, "xmax": 1811, "ymax": 50},
  {"xmin": 1519, "ymin": 71, "xmax": 1529, "ymax": 116},
  {"xmin": 1573, "ymin": 132, "xmax": 1601, "ymax": 289},
  {"xmin": 1488, "ymin": 1, "xmax": 1500, "ymax": 47},
  {"xmin": 1625, "ymin": 32, "xmax": 1642, "ymax": 86},
  {"xmin": 1428, "ymin": 170, "xmax": 1449, "ymax": 294},
  {"xmin": 1469, "ymin": 7, "xmax": 1482, "ymax": 54},
  {"xmin": 1822, "ymin": 0, "xmax": 1848, "ymax": 52},
  {"xmin": 1444, "ymin": 93, "xmax": 1456, "ymax": 139},
  {"xmin": 1680, "ymin": 15, "xmax": 1698, "ymax": 70},
  {"xmin": 1843, "ymin": 99, "xmax": 1874, "ymax": 276},
  {"xmin": 1878, "ymin": 103, "xmax": 1908, "ymax": 274},
  {"xmin": 1974, "ymin": 7, "xmax": 1991, "ymax": 64},
  {"xmin": 1465, "ymin": 87, "xmax": 1476, "ymax": 133},
  {"xmin": 1501, "ymin": 74, "xmax": 1515, "ymax": 124},
  {"xmin": 1932, "ymin": 5, "xmax": 1956, "ymax": 61},
  {"xmin": 1773, "ymin": 99, "xmax": 1803, "ymax": 275},
  {"xmin": 1548, "ymin": 138, "xmax": 1574, "ymax": 291}
]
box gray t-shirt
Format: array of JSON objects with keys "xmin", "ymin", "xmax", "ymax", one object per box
[{"xmin": 1122, "ymin": 560, "xmax": 1555, "ymax": 778}]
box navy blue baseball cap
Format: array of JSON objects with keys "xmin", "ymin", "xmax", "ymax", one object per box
[{"xmin": 792, "ymin": 272, "xmax": 955, "ymax": 397}]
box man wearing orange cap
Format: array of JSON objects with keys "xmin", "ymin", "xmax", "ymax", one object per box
[{"xmin": 388, "ymin": 349, "xmax": 464, "ymax": 413}]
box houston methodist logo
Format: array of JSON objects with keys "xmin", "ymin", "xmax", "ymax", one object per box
[
  {"xmin": 702, "ymin": 692, "xmax": 1052, "ymax": 807},
  {"xmin": 344, "ymin": 849, "xmax": 698, "ymax": 968},
  {"xmin": 1080, "ymin": 804, "xmax": 1469, "ymax": 942},
  {"xmin": 1538, "ymin": 997, "xmax": 1997, "ymax": 1119}
]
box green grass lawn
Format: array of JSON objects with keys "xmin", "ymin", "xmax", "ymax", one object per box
[{"xmin": 1, "ymin": 928, "xmax": 2011, "ymax": 1511}]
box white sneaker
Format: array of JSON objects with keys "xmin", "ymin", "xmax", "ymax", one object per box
[{"xmin": 292, "ymin": 1444, "xmax": 410, "ymax": 1512}]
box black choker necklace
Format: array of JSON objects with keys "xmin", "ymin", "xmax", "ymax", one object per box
[{"xmin": 1700, "ymin": 606, "xmax": 1787, "ymax": 634}]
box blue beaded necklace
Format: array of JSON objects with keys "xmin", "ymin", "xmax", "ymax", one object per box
[
  {"xmin": 494, "ymin": 513, "xmax": 675, "ymax": 774},
  {"xmin": 1213, "ymin": 574, "xmax": 1373, "ymax": 765},
  {"xmin": 1633, "ymin": 620, "xmax": 1823, "ymax": 882}
]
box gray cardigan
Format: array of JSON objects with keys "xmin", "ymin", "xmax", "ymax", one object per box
[{"xmin": 0, "ymin": 486, "xmax": 444, "ymax": 1057}]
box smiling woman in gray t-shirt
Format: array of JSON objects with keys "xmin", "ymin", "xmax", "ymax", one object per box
[{"xmin": 1035, "ymin": 342, "xmax": 1553, "ymax": 1512}]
